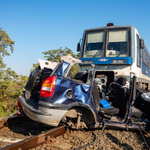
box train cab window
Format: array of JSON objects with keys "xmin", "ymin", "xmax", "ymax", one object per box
[
  {"xmin": 84, "ymin": 31, "xmax": 104, "ymax": 58},
  {"xmin": 106, "ymin": 30, "xmax": 129, "ymax": 57},
  {"xmin": 137, "ymin": 35, "xmax": 141, "ymax": 67}
]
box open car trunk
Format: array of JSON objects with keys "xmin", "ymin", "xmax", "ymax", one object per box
[{"xmin": 24, "ymin": 59, "xmax": 58, "ymax": 101}]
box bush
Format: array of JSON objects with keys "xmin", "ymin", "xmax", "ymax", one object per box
[{"xmin": 0, "ymin": 75, "xmax": 28, "ymax": 117}]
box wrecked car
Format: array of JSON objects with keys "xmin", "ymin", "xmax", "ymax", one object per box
[{"xmin": 19, "ymin": 55, "xmax": 150, "ymax": 130}]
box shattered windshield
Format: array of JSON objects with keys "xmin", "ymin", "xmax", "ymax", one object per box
[
  {"xmin": 83, "ymin": 31, "xmax": 104, "ymax": 58},
  {"xmin": 106, "ymin": 30, "xmax": 129, "ymax": 57}
]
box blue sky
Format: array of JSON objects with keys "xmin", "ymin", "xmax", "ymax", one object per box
[{"xmin": 1, "ymin": 0, "xmax": 150, "ymax": 76}]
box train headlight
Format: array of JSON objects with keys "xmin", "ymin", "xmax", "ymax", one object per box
[
  {"xmin": 82, "ymin": 60, "xmax": 94, "ymax": 64},
  {"xmin": 111, "ymin": 59, "xmax": 126, "ymax": 64}
]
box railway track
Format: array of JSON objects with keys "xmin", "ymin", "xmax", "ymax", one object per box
[
  {"xmin": 0, "ymin": 115, "xmax": 66, "ymax": 150},
  {"xmin": 1, "ymin": 115, "xmax": 150, "ymax": 149},
  {"xmin": 2, "ymin": 125, "xmax": 66, "ymax": 150}
]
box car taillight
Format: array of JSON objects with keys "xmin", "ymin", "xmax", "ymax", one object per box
[
  {"xmin": 17, "ymin": 100, "xmax": 23, "ymax": 116},
  {"xmin": 40, "ymin": 76, "xmax": 56, "ymax": 97}
]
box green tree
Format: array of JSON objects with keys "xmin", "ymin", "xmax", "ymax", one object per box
[
  {"xmin": 0, "ymin": 70, "xmax": 28, "ymax": 117},
  {"xmin": 0, "ymin": 28, "xmax": 14, "ymax": 56},
  {"xmin": 0, "ymin": 28, "xmax": 15, "ymax": 82},
  {"xmin": 3, "ymin": 67, "xmax": 19, "ymax": 82},
  {"xmin": 0, "ymin": 28, "xmax": 23, "ymax": 117},
  {"xmin": 0, "ymin": 56, "xmax": 6, "ymax": 80},
  {"xmin": 42, "ymin": 47, "xmax": 78, "ymax": 61}
]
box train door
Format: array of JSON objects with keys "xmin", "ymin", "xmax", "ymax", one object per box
[{"xmin": 134, "ymin": 32, "xmax": 141, "ymax": 81}]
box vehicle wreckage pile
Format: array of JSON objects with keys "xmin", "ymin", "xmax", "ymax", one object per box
[
  {"xmin": 19, "ymin": 55, "xmax": 150, "ymax": 131},
  {"xmin": 12, "ymin": 55, "xmax": 150, "ymax": 149}
]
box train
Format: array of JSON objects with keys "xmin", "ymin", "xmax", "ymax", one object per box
[{"xmin": 77, "ymin": 23, "xmax": 150, "ymax": 91}]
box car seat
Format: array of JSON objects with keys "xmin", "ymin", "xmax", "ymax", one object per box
[
  {"xmin": 100, "ymin": 77, "xmax": 128, "ymax": 118},
  {"xmin": 111, "ymin": 77, "xmax": 128, "ymax": 118}
]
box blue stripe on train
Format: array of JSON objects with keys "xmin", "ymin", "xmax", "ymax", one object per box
[{"xmin": 80, "ymin": 57, "xmax": 132, "ymax": 65}]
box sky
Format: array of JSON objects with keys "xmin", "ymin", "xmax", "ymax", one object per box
[{"xmin": 1, "ymin": 0, "xmax": 150, "ymax": 76}]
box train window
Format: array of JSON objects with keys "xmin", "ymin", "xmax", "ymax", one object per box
[
  {"xmin": 84, "ymin": 31, "xmax": 105, "ymax": 58},
  {"xmin": 143, "ymin": 47, "xmax": 150, "ymax": 68},
  {"xmin": 106, "ymin": 30, "xmax": 128, "ymax": 57},
  {"xmin": 143, "ymin": 50, "xmax": 146, "ymax": 64},
  {"xmin": 137, "ymin": 35, "xmax": 141, "ymax": 67}
]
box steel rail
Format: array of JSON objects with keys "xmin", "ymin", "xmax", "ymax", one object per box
[{"xmin": 2, "ymin": 125, "xmax": 66, "ymax": 150}]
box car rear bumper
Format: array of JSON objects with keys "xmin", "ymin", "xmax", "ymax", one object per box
[{"xmin": 19, "ymin": 96, "xmax": 67, "ymax": 126}]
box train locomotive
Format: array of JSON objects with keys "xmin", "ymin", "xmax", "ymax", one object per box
[{"xmin": 77, "ymin": 23, "xmax": 150, "ymax": 91}]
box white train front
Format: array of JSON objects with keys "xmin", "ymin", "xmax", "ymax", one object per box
[{"xmin": 78, "ymin": 23, "xmax": 149, "ymax": 91}]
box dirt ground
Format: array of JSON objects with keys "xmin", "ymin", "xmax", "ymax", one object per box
[
  {"xmin": 0, "ymin": 117, "xmax": 52, "ymax": 149},
  {"xmin": 31, "ymin": 128, "xmax": 150, "ymax": 150}
]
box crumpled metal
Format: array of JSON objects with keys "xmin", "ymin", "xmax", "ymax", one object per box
[{"xmin": 42, "ymin": 76, "xmax": 91, "ymax": 105}]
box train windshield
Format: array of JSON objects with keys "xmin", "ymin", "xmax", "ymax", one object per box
[
  {"xmin": 106, "ymin": 29, "xmax": 128, "ymax": 57},
  {"xmin": 83, "ymin": 31, "xmax": 105, "ymax": 58},
  {"xmin": 83, "ymin": 28, "xmax": 129, "ymax": 58}
]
